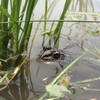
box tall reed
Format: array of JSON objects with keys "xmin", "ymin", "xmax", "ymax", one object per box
[
  {"xmin": 42, "ymin": 0, "xmax": 48, "ymax": 46},
  {"xmin": 54, "ymin": 0, "xmax": 71, "ymax": 44}
]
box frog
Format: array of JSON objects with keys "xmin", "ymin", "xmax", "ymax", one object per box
[{"xmin": 37, "ymin": 46, "xmax": 71, "ymax": 63}]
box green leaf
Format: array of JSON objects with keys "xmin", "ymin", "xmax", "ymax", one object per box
[{"xmin": 46, "ymin": 84, "xmax": 71, "ymax": 98}]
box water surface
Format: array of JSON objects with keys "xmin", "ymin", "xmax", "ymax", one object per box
[{"xmin": 0, "ymin": 0, "xmax": 100, "ymax": 100}]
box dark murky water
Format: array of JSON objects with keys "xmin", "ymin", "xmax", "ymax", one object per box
[{"xmin": 0, "ymin": 0, "xmax": 100, "ymax": 100}]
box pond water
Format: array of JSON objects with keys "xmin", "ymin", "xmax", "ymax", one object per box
[{"xmin": 0, "ymin": 0, "xmax": 100, "ymax": 100}]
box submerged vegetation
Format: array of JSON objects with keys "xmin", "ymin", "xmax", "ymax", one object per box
[{"xmin": 0, "ymin": 0, "xmax": 100, "ymax": 100}]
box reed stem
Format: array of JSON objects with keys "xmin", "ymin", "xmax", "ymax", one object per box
[{"xmin": 54, "ymin": 0, "xmax": 71, "ymax": 44}]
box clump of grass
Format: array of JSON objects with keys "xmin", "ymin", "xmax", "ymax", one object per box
[{"xmin": 0, "ymin": 0, "xmax": 38, "ymax": 69}]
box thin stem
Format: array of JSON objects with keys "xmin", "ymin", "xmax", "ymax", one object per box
[
  {"xmin": 14, "ymin": 0, "xmax": 20, "ymax": 54},
  {"xmin": 0, "ymin": 20, "xmax": 100, "ymax": 23}
]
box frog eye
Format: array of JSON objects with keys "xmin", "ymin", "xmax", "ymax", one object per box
[
  {"xmin": 43, "ymin": 46, "xmax": 52, "ymax": 51},
  {"xmin": 53, "ymin": 52, "xmax": 60, "ymax": 59}
]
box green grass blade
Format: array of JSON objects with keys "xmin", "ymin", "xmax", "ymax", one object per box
[
  {"xmin": 14, "ymin": 0, "xmax": 18, "ymax": 54},
  {"xmin": 9, "ymin": 0, "xmax": 18, "ymax": 49},
  {"xmin": 67, "ymin": 11, "xmax": 100, "ymax": 16},
  {"xmin": 50, "ymin": 20, "xmax": 55, "ymax": 31},
  {"xmin": 42, "ymin": 0, "xmax": 48, "ymax": 46},
  {"xmin": 20, "ymin": 0, "xmax": 28, "ymax": 26},
  {"xmin": 72, "ymin": 77, "xmax": 100, "ymax": 84},
  {"xmin": 44, "ymin": 0, "xmax": 47, "ymax": 32},
  {"xmin": 14, "ymin": 0, "xmax": 22, "ymax": 54},
  {"xmin": 0, "ymin": 5, "xmax": 15, "ymax": 22},
  {"xmin": 25, "ymin": 22, "xmax": 33, "ymax": 49},
  {"xmin": 49, "ymin": 20, "xmax": 55, "ymax": 45},
  {"xmin": 19, "ymin": 0, "xmax": 38, "ymax": 52},
  {"xmin": 54, "ymin": 0, "xmax": 71, "ymax": 43},
  {"xmin": 0, "ymin": 5, "xmax": 24, "ymax": 32}
]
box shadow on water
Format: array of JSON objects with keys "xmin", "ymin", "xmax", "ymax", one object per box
[{"xmin": 0, "ymin": 0, "xmax": 100, "ymax": 100}]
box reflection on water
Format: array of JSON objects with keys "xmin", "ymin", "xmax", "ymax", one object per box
[
  {"xmin": 69, "ymin": 0, "xmax": 94, "ymax": 12},
  {"xmin": 0, "ymin": 0, "xmax": 100, "ymax": 100},
  {"xmin": 67, "ymin": 0, "xmax": 100, "ymax": 20}
]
